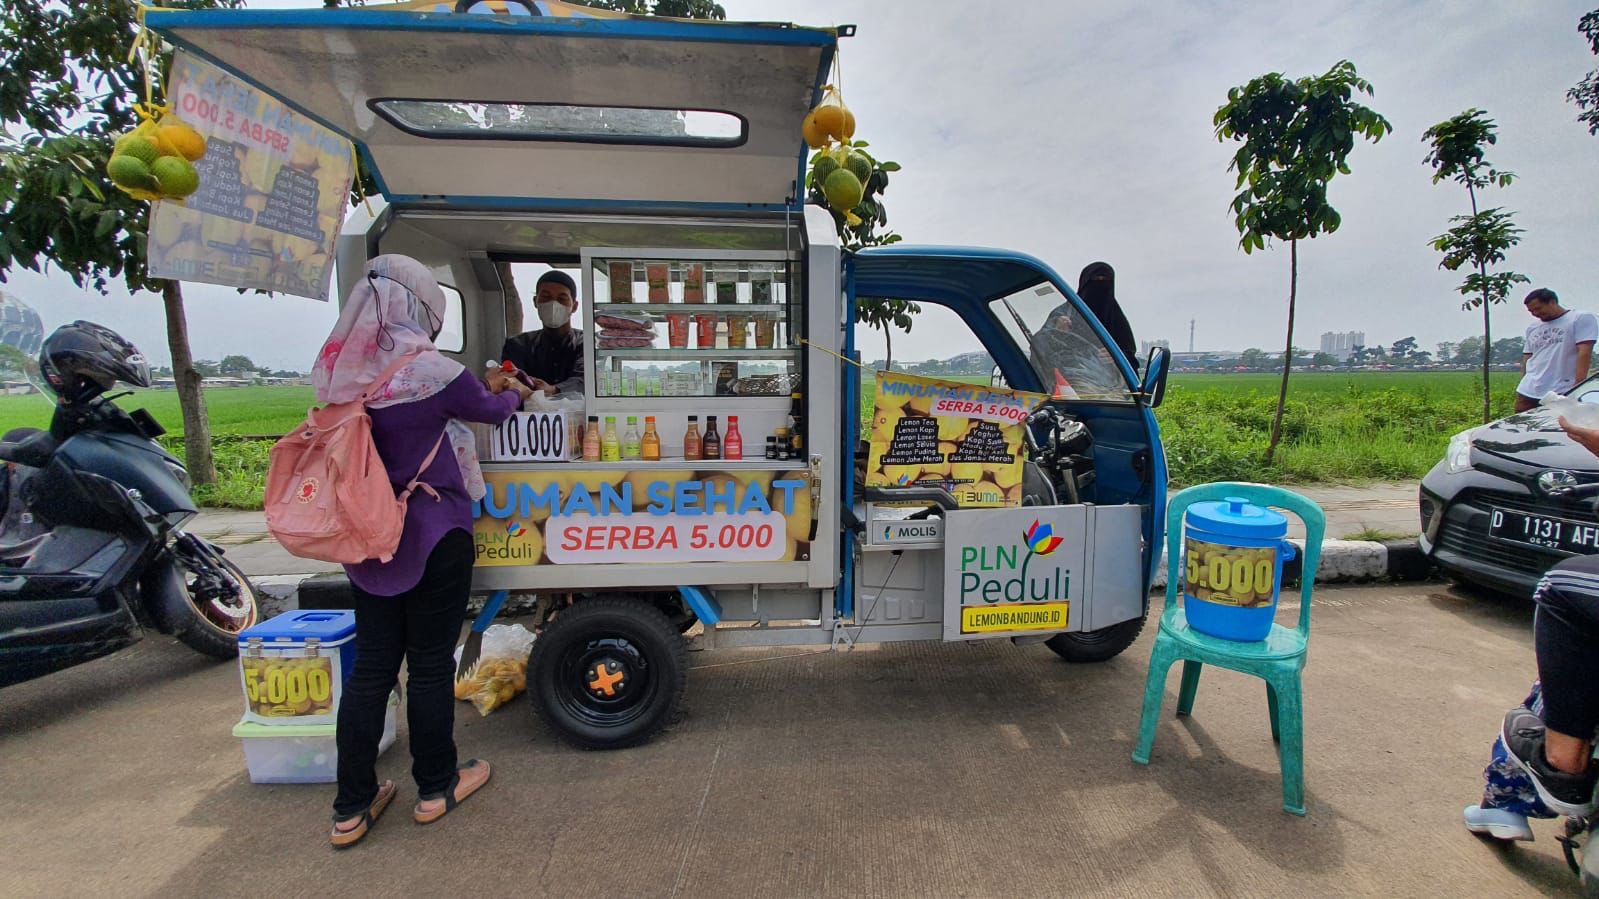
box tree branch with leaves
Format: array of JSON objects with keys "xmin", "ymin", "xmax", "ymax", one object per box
[
  {"xmin": 1422, "ymin": 108, "xmax": 1527, "ymax": 423},
  {"xmin": 1214, "ymin": 60, "xmax": 1392, "ymax": 464}
]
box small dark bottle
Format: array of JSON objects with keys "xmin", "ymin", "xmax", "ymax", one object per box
[
  {"xmin": 765, "ymin": 436, "xmax": 779, "ymax": 460},
  {"xmin": 703, "ymin": 415, "xmax": 722, "ymax": 460}
]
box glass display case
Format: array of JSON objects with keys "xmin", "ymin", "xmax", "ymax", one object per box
[{"xmin": 579, "ymin": 247, "xmax": 805, "ymax": 463}]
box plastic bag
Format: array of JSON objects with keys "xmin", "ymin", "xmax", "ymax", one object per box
[
  {"xmin": 106, "ymin": 108, "xmax": 207, "ymax": 203},
  {"xmin": 452, "ymin": 623, "xmax": 535, "ymax": 716}
]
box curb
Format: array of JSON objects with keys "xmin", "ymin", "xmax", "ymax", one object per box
[
  {"xmin": 253, "ymin": 540, "xmax": 1435, "ymax": 614},
  {"xmin": 1149, "ymin": 537, "xmax": 1433, "ymax": 590}
]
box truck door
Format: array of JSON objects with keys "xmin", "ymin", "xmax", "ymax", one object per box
[{"xmin": 848, "ymin": 246, "xmax": 1167, "ymax": 595}]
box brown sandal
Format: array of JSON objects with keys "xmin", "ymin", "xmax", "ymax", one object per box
[
  {"xmin": 413, "ymin": 759, "xmax": 491, "ymax": 824},
  {"xmin": 330, "ymin": 780, "xmax": 396, "ymax": 848}
]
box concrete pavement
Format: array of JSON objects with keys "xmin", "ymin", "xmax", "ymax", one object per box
[{"xmin": 0, "ymin": 580, "xmax": 1578, "ymax": 898}]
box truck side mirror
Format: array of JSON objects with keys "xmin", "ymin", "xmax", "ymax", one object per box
[{"xmin": 1141, "ymin": 346, "xmax": 1170, "ymax": 408}]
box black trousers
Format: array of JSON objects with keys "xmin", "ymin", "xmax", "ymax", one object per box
[
  {"xmin": 1533, "ymin": 553, "xmax": 1599, "ymax": 740},
  {"xmin": 334, "ymin": 530, "xmax": 473, "ymax": 817}
]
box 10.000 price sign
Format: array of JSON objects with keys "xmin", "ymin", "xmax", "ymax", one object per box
[{"xmin": 487, "ymin": 411, "xmax": 579, "ymax": 462}]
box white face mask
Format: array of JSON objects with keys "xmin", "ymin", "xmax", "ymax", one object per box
[{"xmin": 537, "ymin": 300, "xmax": 572, "ymax": 328}]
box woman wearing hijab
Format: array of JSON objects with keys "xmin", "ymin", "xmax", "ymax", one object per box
[
  {"xmin": 501, "ymin": 270, "xmax": 584, "ymax": 396},
  {"xmin": 1076, "ymin": 262, "xmax": 1139, "ymax": 374},
  {"xmin": 315, "ymin": 255, "xmax": 532, "ymax": 847}
]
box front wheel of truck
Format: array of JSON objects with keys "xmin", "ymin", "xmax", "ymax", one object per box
[
  {"xmin": 530, "ymin": 597, "xmax": 687, "ymax": 750},
  {"xmin": 1044, "ymin": 613, "xmax": 1146, "ymax": 663}
]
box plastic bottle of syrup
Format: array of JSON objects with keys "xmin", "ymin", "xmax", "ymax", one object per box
[
  {"xmin": 642, "ymin": 416, "xmax": 661, "ymax": 461},
  {"xmin": 622, "ymin": 416, "xmax": 642, "ymax": 460},
  {"xmin": 788, "ymin": 392, "xmax": 805, "ymax": 460},
  {"xmin": 724, "ymin": 416, "xmax": 744, "ymax": 461},
  {"xmin": 601, "ymin": 416, "xmax": 621, "ymax": 461},
  {"xmin": 683, "ymin": 416, "xmax": 703, "ymax": 461},
  {"xmin": 583, "ymin": 415, "xmax": 601, "ymax": 461},
  {"xmin": 703, "ymin": 415, "xmax": 722, "ymax": 460}
]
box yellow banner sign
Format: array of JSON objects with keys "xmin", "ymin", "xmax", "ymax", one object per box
[
  {"xmin": 866, "ymin": 372, "xmax": 1046, "ymax": 507},
  {"xmin": 960, "ymin": 602, "xmax": 1069, "ymax": 634},
  {"xmin": 472, "ymin": 468, "xmax": 814, "ymax": 567},
  {"xmin": 240, "ymin": 655, "xmax": 334, "ymax": 719},
  {"xmin": 147, "ymin": 52, "xmax": 353, "ymax": 301}
]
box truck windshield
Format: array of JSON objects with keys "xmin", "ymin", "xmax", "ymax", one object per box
[{"xmin": 991, "ymin": 284, "xmax": 1134, "ymax": 402}]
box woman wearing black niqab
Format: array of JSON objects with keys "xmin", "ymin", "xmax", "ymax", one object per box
[{"xmin": 1076, "ymin": 262, "xmax": 1138, "ymax": 374}]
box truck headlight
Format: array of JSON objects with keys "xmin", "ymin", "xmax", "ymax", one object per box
[{"xmin": 1445, "ymin": 429, "xmax": 1475, "ymax": 474}]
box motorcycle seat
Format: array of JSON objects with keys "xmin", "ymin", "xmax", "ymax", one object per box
[{"xmin": 0, "ymin": 533, "xmax": 51, "ymax": 565}]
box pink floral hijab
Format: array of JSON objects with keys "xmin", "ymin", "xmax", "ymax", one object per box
[{"xmin": 312, "ymin": 254, "xmax": 486, "ymax": 499}]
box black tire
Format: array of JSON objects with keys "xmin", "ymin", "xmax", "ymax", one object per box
[
  {"xmin": 529, "ymin": 597, "xmax": 687, "ymax": 750},
  {"xmin": 1044, "ymin": 611, "xmax": 1146, "ymax": 663},
  {"xmin": 152, "ymin": 548, "xmax": 260, "ymax": 660}
]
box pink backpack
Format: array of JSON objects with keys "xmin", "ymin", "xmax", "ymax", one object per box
[{"xmin": 264, "ymin": 353, "xmax": 446, "ymax": 564}]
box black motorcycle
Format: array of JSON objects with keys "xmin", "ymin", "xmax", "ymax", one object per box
[{"xmin": 0, "ymin": 321, "xmax": 258, "ymax": 688}]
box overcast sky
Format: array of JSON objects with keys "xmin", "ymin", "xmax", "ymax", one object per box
[{"xmin": 8, "ymin": 0, "xmax": 1596, "ymax": 368}]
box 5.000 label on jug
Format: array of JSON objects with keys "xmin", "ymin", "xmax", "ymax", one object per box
[
  {"xmin": 1183, "ymin": 540, "xmax": 1276, "ymax": 608},
  {"xmin": 242, "ymin": 655, "xmax": 334, "ymax": 718}
]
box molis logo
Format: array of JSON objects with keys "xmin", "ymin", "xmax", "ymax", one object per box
[{"xmin": 958, "ymin": 518, "xmax": 1071, "ymax": 604}]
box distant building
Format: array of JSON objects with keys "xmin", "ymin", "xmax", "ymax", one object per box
[
  {"xmin": 1139, "ymin": 339, "xmax": 1170, "ymax": 359},
  {"xmin": 1320, "ymin": 330, "xmax": 1365, "ymax": 362},
  {"xmin": 0, "ymin": 290, "xmax": 44, "ymax": 355}
]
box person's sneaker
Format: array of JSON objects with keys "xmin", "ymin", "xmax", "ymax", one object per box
[
  {"xmin": 1463, "ymin": 804, "xmax": 1535, "ymax": 841},
  {"xmin": 1501, "ymin": 707, "xmax": 1598, "ymax": 818}
]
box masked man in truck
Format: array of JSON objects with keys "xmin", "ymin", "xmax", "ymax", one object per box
[{"xmin": 501, "ymin": 270, "xmax": 585, "ymax": 397}]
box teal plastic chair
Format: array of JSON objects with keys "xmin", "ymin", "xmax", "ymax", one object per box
[{"xmin": 1131, "ymin": 482, "xmax": 1325, "ymax": 816}]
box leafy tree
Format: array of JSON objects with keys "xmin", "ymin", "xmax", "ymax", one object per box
[
  {"xmin": 1423, "ymin": 108, "xmax": 1528, "ymax": 422},
  {"xmin": 1491, "ymin": 336, "xmax": 1525, "ymax": 365},
  {"xmin": 575, "ymin": 0, "xmax": 725, "ymax": 16},
  {"xmin": 0, "ymin": 0, "xmax": 255, "ymax": 485},
  {"xmin": 0, "ymin": 342, "xmax": 30, "ymax": 376},
  {"xmin": 1239, "ymin": 347, "xmax": 1266, "ymax": 370},
  {"xmin": 805, "ymin": 141, "xmax": 914, "ymax": 368},
  {"xmin": 1410, "ymin": 350, "xmax": 1433, "ymax": 367},
  {"xmin": 1390, "ymin": 336, "xmax": 1417, "ymax": 360},
  {"xmin": 193, "ymin": 359, "xmax": 220, "ymax": 378},
  {"xmin": 1456, "ymin": 336, "xmax": 1485, "ymax": 370},
  {"xmin": 1215, "ymin": 60, "xmax": 1391, "ymax": 463},
  {"xmin": 219, "ymin": 354, "xmax": 257, "ymax": 375},
  {"xmin": 1347, "ymin": 344, "xmax": 1368, "ymax": 367},
  {"xmin": 1312, "ymin": 351, "xmax": 1337, "ymax": 368},
  {"xmin": 1571, "ymin": 9, "xmax": 1599, "ymax": 135},
  {"xmin": 1436, "ymin": 341, "xmax": 1458, "ymax": 365}
]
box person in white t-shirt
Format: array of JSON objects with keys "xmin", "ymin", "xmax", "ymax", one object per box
[{"xmin": 1515, "ymin": 288, "xmax": 1597, "ymax": 413}]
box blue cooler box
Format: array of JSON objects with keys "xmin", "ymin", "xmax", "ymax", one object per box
[
  {"xmin": 237, "ymin": 610, "xmax": 357, "ymax": 726},
  {"xmin": 1182, "ymin": 497, "xmax": 1297, "ymax": 642}
]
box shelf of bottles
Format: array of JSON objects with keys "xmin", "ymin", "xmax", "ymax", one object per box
[{"xmin": 584, "ymin": 252, "xmax": 800, "ymax": 400}]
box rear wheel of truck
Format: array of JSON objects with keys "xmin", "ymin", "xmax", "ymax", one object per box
[
  {"xmin": 529, "ymin": 597, "xmax": 687, "ymax": 750},
  {"xmin": 1044, "ymin": 612, "xmax": 1146, "ymax": 663}
]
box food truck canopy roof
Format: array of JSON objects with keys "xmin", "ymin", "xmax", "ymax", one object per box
[{"xmin": 146, "ymin": 7, "xmax": 837, "ymax": 211}]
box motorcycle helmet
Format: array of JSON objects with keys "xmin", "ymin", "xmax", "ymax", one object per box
[{"xmin": 36, "ymin": 321, "xmax": 151, "ymax": 401}]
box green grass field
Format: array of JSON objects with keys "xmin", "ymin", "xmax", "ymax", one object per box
[{"xmin": 0, "ymin": 373, "xmax": 1521, "ymax": 508}]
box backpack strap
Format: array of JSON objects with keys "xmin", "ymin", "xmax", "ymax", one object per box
[
  {"xmin": 360, "ymin": 352, "xmax": 426, "ymax": 404},
  {"xmin": 398, "ymin": 432, "xmax": 448, "ymax": 505}
]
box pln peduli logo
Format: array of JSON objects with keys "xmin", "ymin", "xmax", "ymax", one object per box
[
  {"xmin": 1024, "ymin": 519, "xmax": 1063, "ymax": 557},
  {"xmin": 958, "ymin": 517, "xmax": 1072, "ymax": 604},
  {"xmin": 507, "ymin": 521, "xmax": 527, "ymax": 540}
]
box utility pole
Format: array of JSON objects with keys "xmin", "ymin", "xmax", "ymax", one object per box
[{"xmin": 1189, "ymin": 319, "xmax": 1196, "ymax": 353}]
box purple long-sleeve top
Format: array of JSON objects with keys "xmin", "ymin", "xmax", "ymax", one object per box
[{"xmin": 345, "ymin": 370, "xmax": 521, "ymax": 596}]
